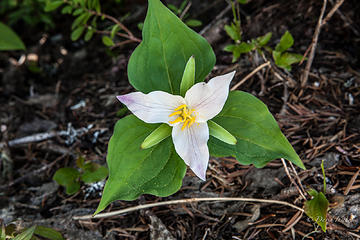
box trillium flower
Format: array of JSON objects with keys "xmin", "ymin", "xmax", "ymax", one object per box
[{"xmin": 117, "ymin": 71, "xmax": 236, "ymax": 181}]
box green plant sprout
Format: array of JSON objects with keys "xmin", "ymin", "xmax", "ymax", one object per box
[
  {"xmin": 53, "ymin": 156, "xmax": 108, "ymax": 195},
  {"xmin": 224, "ymin": 1, "xmax": 304, "ymax": 71},
  {"xmin": 44, "ymin": 0, "xmax": 140, "ymax": 47},
  {"xmin": 304, "ymin": 160, "xmax": 329, "ymax": 232},
  {"xmin": 0, "ymin": 224, "xmax": 64, "ymax": 240},
  {"xmin": 94, "ymin": 0, "xmax": 305, "ymax": 215}
]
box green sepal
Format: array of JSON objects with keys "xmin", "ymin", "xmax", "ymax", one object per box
[
  {"xmin": 208, "ymin": 120, "xmax": 237, "ymax": 145},
  {"xmin": 141, "ymin": 123, "xmax": 172, "ymax": 149},
  {"xmin": 180, "ymin": 56, "xmax": 195, "ymax": 96}
]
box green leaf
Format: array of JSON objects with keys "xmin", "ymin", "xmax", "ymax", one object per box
[
  {"xmin": 71, "ymin": 12, "xmax": 89, "ymax": 30},
  {"xmin": 72, "ymin": 8, "xmax": 84, "ymax": 16},
  {"xmin": 231, "ymin": 42, "xmax": 254, "ymax": 62},
  {"xmin": 53, "ymin": 167, "xmax": 81, "ymax": 195},
  {"xmin": 128, "ymin": 0, "xmax": 215, "ymax": 94},
  {"xmin": 185, "ymin": 19, "xmax": 202, "ymax": 27},
  {"xmin": 81, "ymin": 165, "xmax": 108, "ymax": 183},
  {"xmin": 61, "ymin": 5, "xmax": 73, "ymax": 14},
  {"xmin": 224, "ymin": 23, "xmax": 240, "ymax": 41},
  {"xmin": 180, "ymin": 56, "xmax": 195, "ymax": 96},
  {"xmin": 102, "ymin": 36, "xmax": 114, "ymax": 46},
  {"xmin": 34, "ymin": 226, "xmax": 64, "ymax": 240},
  {"xmin": 275, "ymin": 30, "xmax": 294, "ymax": 53},
  {"xmin": 256, "ymin": 32, "xmax": 272, "ymax": 47},
  {"xmin": 110, "ymin": 24, "xmax": 120, "ymax": 39},
  {"xmin": 223, "ymin": 44, "xmax": 236, "ymax": 52},
  {"xmin": 304, "ymin": 189, "xmax": 329, "ymax": 232},
  {"xmin": 13, "ymin": 226, "xmax": 36, "ymax": 240},
  {"xmin": 45, "ymin": 0, "xmax": 64, "ymax": 12},
  {"xmin": 71, "ymin": 26, "xmax": 85, "ymax": 41},
  {"xmin": 272, "ymin": 50, "xmax": 281, "ymax": 64},
  {"xmin": 275, "ymin": 52, "xmax": 303, "ymax": 71},
  {"xmin": 0, "ymin": 22, "xmax": 25, "ymax": 51},
  {"xmin": 84, "ymin": 28, "xmax": 94, "ymax": 41},
  {"xmin": 95, "ymin": 115, "xmax": 186, "ymax": 215},
  {"xmin": 209, "ymin": 91, "xmax": 305, "ymax": 169},
  {"xmin": 141, "ymin": 123, "xmax": 172, "ymax": 149}
]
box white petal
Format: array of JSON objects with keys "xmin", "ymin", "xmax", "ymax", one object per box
[
  {"xmin": 117, "ymin": 91, "xmax": 185, "ymax": 124},
  {"xmin": 172, "ymin": 122, "xmax": 209, "ymax": 180},
  {"xmin": 185, "ymin": 71, "xmax": 235, "ymax": 122}
]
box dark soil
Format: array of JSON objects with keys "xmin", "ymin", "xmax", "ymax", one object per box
[{"xmin": 1, "ymin": 0, "xmax": 359, "ymax": 239}]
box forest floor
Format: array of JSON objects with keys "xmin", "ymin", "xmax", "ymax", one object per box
[{"xmin": 0, "ymin": 0, "xmax": 359, "ymax": 239}]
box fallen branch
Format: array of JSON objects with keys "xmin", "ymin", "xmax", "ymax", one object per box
[{"xmin": 73, "ymin": 196, "xmax": 304, "ymax": 220}]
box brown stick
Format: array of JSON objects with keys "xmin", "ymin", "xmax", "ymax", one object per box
[
  {"xmin": 321, "ymin": 0, "xmax": 345, "ymax": 27},
  {"xmin": 300, "ymin": 0, "xmax": 327, "ymax": 87},
  {"xmin": 231, "ymin": 61, "xmax": 270, "ymax": 91},
  {"xmin": 73, "ymin": 196, "xmax": 304, "ymax": 220}
]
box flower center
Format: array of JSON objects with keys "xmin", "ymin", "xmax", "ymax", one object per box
[{"xmin": 168, "ymin": 104, "xmax": 196, "ymax": 130}]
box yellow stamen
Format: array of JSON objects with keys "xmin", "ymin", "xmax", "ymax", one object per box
[
  {"xmin": 174, "ymin": 104, "xmax": 186, "ymax": 111},
  {"xmin": 169, "ymin": 104, "xmax": 196, "ymax": 131},
  {"xmin": 169, "ymin": 117, "xmax": 183, "ymax": 124},
  {"xmin": 181, "ymin": 119, "xmax": 190, "ymax": 130},
  {"xmin": 168, "ymin": 111, "xmax": 182, "ymax": 117}
]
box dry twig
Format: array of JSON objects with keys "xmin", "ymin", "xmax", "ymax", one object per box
[
  {"xmin": 300, "ymin": 0, "xmax": 327, "ymax": 87},
  {"xmin": 231, "ymin": 61, "xmax": 270, "ymax": 91},
  {"xmin": 73, "ymin": 197, "xmax": 304, "ymax": 220}
]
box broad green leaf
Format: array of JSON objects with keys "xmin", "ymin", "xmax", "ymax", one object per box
[
  {"xmin": 71, "ymin": 26, "xmax": 85, "ymax": 41},
  {"xmin": 53, "ymin": 167, "xmax": 81, "ymax": 195},
  {"xmin": 102, "ymin": 36, "xmax": 114, "ymax": 47},
  {"xmin": 225, "ymin": 23, "xmax": 240, "ymax": 41},
  {"xmin": 304, "ymin": 189, "xmax": 329, "ymax": 232},
  {"xmin": 256, "ymin": 32, "xmax": 272, "ymax": 47},
  {"xmin": 13, "ymin": 226, "xmax": 36, "ymax": 240},
  {"xmin": 185, "ymin": 19, "xmax": 202, "ymax": 27},
  {"xmin": 0, "ymin": 22, "xmax": 25, "ymax": 51},
  {"xmin": 34, "ymin": 226, "xmax": 64, "ymax": 240},
  {"xmin": 128, "ymin": 0, "xmax": 215, "ymax": 94},
  {"xmin": 95, "ymin": 115, "xmax": 186, "ymax": 215},
  {"xmin": 81, "ymin": 165, "xmax": 108, "ymax": 183},
  {"xmin": 45, "ymin": 0, "xmax": 64, "ymax": 12},
  {"xmin": 209, "ymin": 91, "xmax": 305, "ymax": 169},
  {"xmin": 275, "ymin": 30, "xmax": 294, "ymax": 53},
  {"xmin": 276, "ymin": 52, "xmax": 303, "ymax": 71}
]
